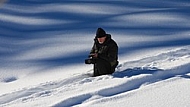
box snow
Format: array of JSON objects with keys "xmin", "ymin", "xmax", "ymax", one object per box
[{"xmin": 0, "ymin": 0, "xmax": 190, "ymax": 107}]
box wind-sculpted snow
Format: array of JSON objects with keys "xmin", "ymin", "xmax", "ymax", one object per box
[
  {"xmin": 0, "ymin": 46, "xmax": 190, "ymax": 107},
  {"xmin": 0, "ymin": 0, "xmax": 190, "ymax": 107},
  {"xmin": 0, "ymin": 0, "xmax": 190, "ymax": 72}
]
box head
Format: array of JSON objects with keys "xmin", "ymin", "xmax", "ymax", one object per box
[
  {"xmin": 96, "ymin": 28, "xmax": 107, "ymax": 44},
  {"xmin": 97, "ymin": 36, "xmax": 107, "ymax": 44}
]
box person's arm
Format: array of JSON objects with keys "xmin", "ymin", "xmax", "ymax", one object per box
[{"xmin": 108, "ymin": 43, "xmax": 118, "ymax": 62}]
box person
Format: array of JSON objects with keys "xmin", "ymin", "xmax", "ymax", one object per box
[{"xmin": 85, "ymin": 28, "xmax": 118, "ymax": 76}]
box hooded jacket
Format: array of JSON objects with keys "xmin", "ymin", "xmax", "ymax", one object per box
[{"xmin": 90, "ymin": 34, "xmax": 118, "ymax": 67}]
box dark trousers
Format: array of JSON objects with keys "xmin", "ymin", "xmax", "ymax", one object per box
[{"xmin": 93, "ymin": 59, "xmax": 113, "ymax": 76}]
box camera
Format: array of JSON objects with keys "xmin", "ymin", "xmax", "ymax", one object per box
[
  {"xmin": 84, "ymin": 53, "xmax": 97, "ymax": 64},
  {"xmin": 85, "ymin": 58, "xmax": 95, "ymax": 64}
]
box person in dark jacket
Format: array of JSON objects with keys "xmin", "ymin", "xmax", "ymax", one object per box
[{"xmin": 87, "ymin": 28, "xmax": 118, "ymax": 76}]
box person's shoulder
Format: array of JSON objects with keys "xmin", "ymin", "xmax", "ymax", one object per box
[
  {"xmin": 111, "ymin": 39, "xmax": 118, "ymax": 47},
  {"xmin": 108, "ymin": 37, "xmax": 118, "ymax": 47},
  {"xmin": 106, "ymin": 34, "xmax": 111, "ymax": 38},
  {"xmin": 109, "ymin": 35, "xmax": 117, "ymax": 44}
]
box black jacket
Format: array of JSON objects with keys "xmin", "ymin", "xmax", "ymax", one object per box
[{"xmin": 90, "ymin": 34, "xmax": 118, "ymax": 67}]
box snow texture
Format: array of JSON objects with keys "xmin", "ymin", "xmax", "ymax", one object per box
[{"xmin": 0, "ymin": 0, "xmax": 190, "ymax": 107}]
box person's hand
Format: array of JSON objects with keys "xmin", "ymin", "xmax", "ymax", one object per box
[{"xmin": 90, "ymin": 53, "xmax": 98, "ymax": 58}]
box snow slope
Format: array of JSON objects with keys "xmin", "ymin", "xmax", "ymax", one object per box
[{"xmin": 0, "ymin": 0, "xmax": 190, "ymax": 107}]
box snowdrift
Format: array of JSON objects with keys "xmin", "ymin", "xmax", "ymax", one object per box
[
  {"xmin": 0, "ymin": 0, "xmax": 190, "ymax": 107},
  {"xmin": 0, "ymin": 46, "xmax": 190, "ymax": 107}
]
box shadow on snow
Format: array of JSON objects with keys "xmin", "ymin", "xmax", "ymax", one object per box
[
  {"xmin": 52, "ymin": 63, "xmax": 190, "ymax": 107},
  {"xmin": 98, "ymin": 63, "xmax": 190, "ymax": 97},
  {"xmin": 0, "ymin": 0, "xmax": 190, "ymax": 71}
]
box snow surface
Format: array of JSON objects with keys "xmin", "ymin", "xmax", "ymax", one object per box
[{"xmin": 0, "ymin": 0, "xmax": 190, "ymax": 107}]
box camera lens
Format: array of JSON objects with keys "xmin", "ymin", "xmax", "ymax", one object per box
[{"xmin": 85, "ymin": 59, "xmax": 92, "ymax": 64}]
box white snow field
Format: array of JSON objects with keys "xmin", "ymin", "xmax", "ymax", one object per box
[{"xmin": 0, "ymin": 0, "xmax": 190, "ymax": 107}]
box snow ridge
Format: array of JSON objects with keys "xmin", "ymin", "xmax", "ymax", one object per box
[
  {"xmin": 1, "ymin": 0, "xmax": 190, "ymax": 107},
  {"xmin": 0, "ymin": 46, "xmax": 190, "ymax": 107}
]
